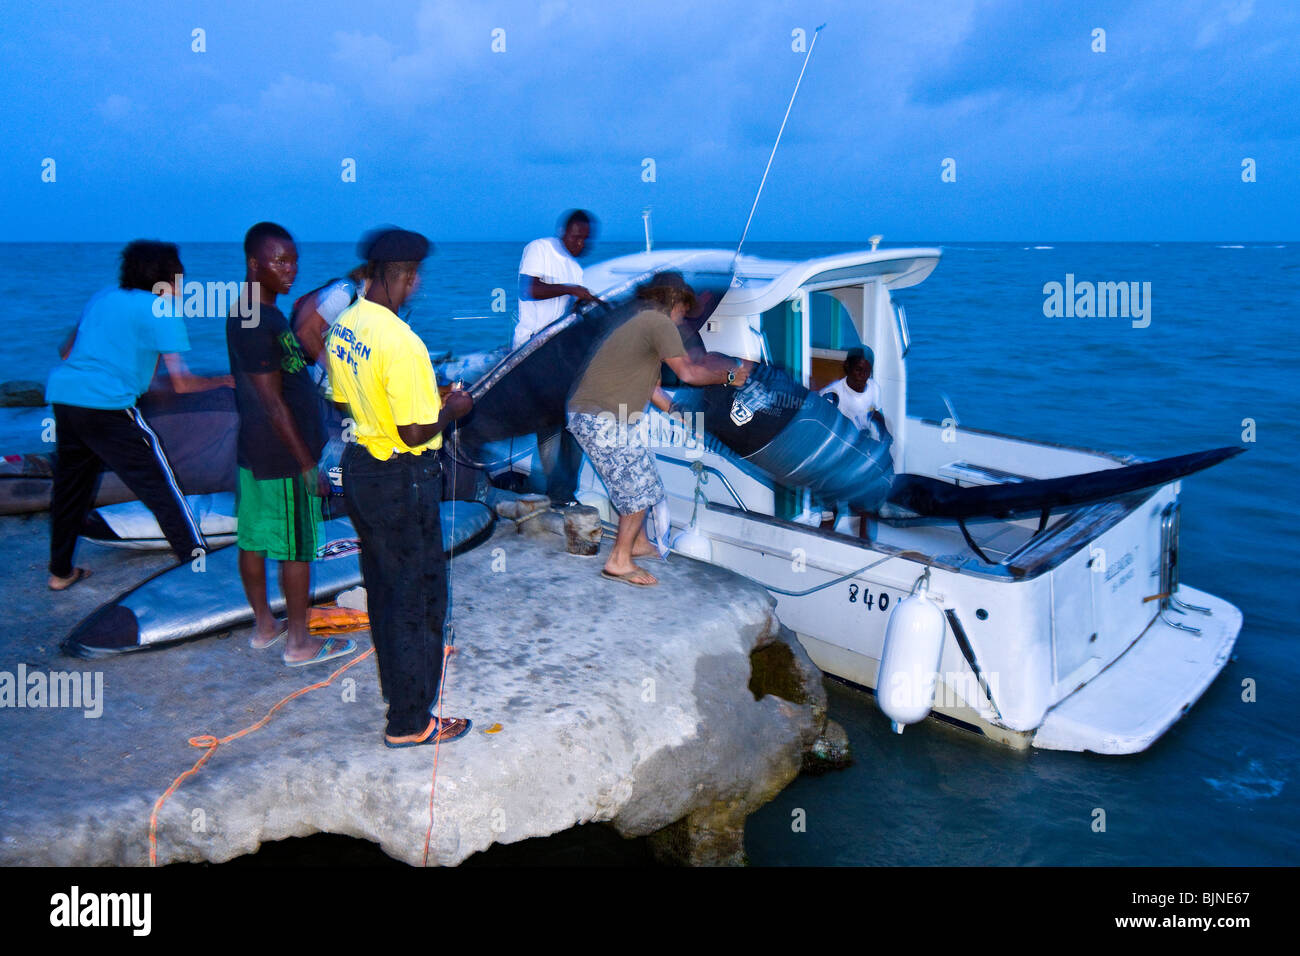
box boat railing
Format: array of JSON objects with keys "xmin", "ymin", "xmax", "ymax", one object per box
[
  {"xmin": 653, "ymin": 454, "xmax": 750, "ymax": 512},
  {"xmin": 1159, "ymin": 500, "xmax": 1212, "ymax": 633}
]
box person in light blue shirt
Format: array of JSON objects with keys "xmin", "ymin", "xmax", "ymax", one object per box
[{"xmin": 44, "ymin": 240, "xmax": 230, "ymax": 595}]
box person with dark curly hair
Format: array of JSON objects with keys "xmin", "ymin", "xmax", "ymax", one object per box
[{"xmin": 44, "ymin": 240, "xmax": 232, "ymax": 591}]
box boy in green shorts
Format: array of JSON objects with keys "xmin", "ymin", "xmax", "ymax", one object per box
[{"xmin": 226, "ymin": 222, "xmax": 355, "ymax": 667}]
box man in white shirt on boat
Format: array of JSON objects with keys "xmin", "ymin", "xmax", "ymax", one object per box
[
  {"xmin": 514, "ymin": 209, "xmax": 601, "ymax": 348},
  {"xmin": 819, "ymin": 347, "xmax": 889, "ymax": 537},
  {"xmin": 516, "ymin": 210, "xmax": 601, "ymax": 504}
]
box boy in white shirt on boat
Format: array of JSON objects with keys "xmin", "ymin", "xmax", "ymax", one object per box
[
  {"xmin": 819, "ymin": 348, "xmax": 888, "ymax": 538},
  {"xmin": 821, "ymin": 348, "xmax": 885, "ymax": 437}
]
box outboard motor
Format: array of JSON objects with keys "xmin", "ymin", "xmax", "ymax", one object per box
[
  {"xmin": 677, "ymin": 363, "xmax": 896, "ymax": 511},
  {"xmin": 877, "ymin": 569, "xmax": 947, "ymax": 733}
]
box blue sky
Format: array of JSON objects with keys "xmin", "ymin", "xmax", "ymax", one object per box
[{"xmin": 1, "ymin": 0, "xmax": 1295, "ymax": 241}]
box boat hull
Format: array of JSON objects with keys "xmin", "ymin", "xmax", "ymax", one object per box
[{"xmin": 646, "ymin": 436, "xmax": 1242, "ymax": 753}]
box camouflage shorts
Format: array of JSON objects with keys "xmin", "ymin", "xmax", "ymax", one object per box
[{"xmin": 566, "ymin": 411, "xmax": 666, "ymax": 516}]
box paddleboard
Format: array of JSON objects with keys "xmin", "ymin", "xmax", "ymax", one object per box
[{"xmin": 62, "ymin": 500, "xmax": 495, "ymax": 658}]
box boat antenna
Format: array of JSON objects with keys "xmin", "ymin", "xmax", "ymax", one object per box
[{"xmin": 732, "ymin": 23, "xmax": 825, "ymax": 271}]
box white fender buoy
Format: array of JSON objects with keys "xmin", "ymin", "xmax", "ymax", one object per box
[
  {"xmin": 671, "ymin": 525, "xmax": 713, "ymax": 561},
  {"xmin": 877, "ymin": 570, "xmax": 946, "ymax": 732}
]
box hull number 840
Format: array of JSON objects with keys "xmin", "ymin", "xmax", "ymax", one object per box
[{"xmin": 847, "ymin": 584, "xmax": 891, "ymax": 611}]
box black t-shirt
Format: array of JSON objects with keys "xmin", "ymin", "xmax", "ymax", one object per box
[{"xmin": 226, "ymin": 302, "xmax": 326, "ymax": 479}]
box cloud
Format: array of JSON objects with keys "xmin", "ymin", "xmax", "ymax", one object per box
[
  {"xmin": 908, "ymin": 0, "xmax": 1299, "ymax": 148},
  {"xmin": 328, "ymin": 0, "xmax": 487, "ymax": 107},
  {"xmin": 538, "ymin": 1, "xmax": 569, "ymax": 29},
  {"xmin": 201, "ymin": 74, "xmax": 343, "ymax": 146},
  {"xmin": 6, "ymin": 0, "xmax": 1296, "ymax": 241},
  {"xmin": 258, "ymin": 75, "xmax": 339, "ymax": 114},
  {"xmin": 1194, "ymin": 0, "xmax": 1255, "ymax": 48},
  {"xmin": 97, "ymin": 94, "xmax": 133, "ymax": 122}
]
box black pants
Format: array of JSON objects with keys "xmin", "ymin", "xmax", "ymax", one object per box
[
  {"xmin": 49, "ymin": 403, "xmax": 207, "ymax": 577},
  {"xmin": 342, "ymin": 444, "xmax": 448, "ymax": 738},
  {"xmin": 536, "ymin": 423, "xmax": 582, "ymax": 503}
]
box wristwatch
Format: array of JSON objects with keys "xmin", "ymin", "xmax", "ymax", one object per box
[{"xmin": 726, "ymin": 367, "xmax": 737, "ymax": 386}]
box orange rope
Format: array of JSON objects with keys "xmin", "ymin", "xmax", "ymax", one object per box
[
  {"xmin": 147, "ymin": 646, "xmax": 374, "ymax": 866},
  {"xmin": 152, "ymin": 496, "xmax": 468, "ymax": 865}
]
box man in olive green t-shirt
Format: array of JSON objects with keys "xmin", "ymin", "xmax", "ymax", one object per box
[{"xmin": 566, "ymin": 272, "xmax": 753, "ymax": 587}]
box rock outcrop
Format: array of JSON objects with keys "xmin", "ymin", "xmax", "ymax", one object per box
[
  {"xmin": 0, "ymin": 381, "xmax": 46, "ymax": 407},
  {"xmin": 0, "ymin": 514, "xmax": 828, "ymax": 866}
]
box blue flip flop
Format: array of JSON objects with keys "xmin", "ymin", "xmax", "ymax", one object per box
[
  {"xmin": 250, "ymin": 620, "xmax": 287, "ymax": 650},
  {"xmin": 283, "ymin": 636, "xmax": 357, "ymax": 668},
  {"xmin": 384, "ymin": 716, "xmax": 474, "ymax": 749}
]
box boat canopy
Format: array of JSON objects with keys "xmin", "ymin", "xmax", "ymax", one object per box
[{"xmin": 582, "ymin": 247, "xmax": 941, "ymax": 320}]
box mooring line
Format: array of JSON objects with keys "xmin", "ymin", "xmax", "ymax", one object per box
[{"xmin": 148, "ymin": 647, "xmax": 374, "ymax": 866}]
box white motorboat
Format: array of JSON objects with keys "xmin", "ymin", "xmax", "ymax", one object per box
[{"xmin": 474, "ymin": 245, "xmax": 1242, "ymax": 754}]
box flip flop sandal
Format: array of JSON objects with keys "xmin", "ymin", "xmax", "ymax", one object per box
[
  {"xmin": 600, "ymin": 568, "xmax": 657, "ymax": 587},
  {"xmin": 283, "ymin": 636, "xmax": 357, "ymax": 668},
  {"xmin": 249, "ymin": 620, "xmax": 288, "ymax": 650},
  {"xmin": 384, "ymin": 716, "xmax": 474, "ymax": 749}
]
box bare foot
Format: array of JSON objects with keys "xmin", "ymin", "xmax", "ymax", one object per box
[{"xmin": 48, "ymin": 568, "xmax": 92, "ymax": 591}]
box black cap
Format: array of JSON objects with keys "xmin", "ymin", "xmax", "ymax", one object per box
[{"xmin": 356, "ymin": 226, "xmax": 432, "ymax": 263}]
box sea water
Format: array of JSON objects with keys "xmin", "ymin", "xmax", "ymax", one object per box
[{"xmin": 2, "ymin": 241, "xmax": 1294, "ymax": 865}]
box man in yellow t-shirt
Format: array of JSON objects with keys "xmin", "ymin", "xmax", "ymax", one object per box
[{"xmin": 326, "ymin": 227, "xmax": 474, "ymax": 748}]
